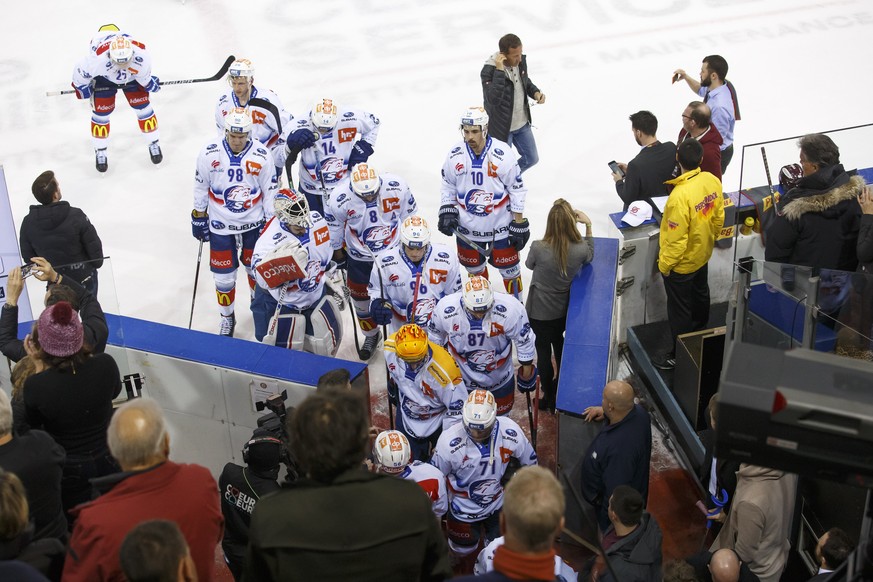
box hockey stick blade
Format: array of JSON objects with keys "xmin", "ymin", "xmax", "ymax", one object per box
[
  {"xmin": 46, "ymin": 55, "xmax": 236, "ymax": 96},
  {"xmin": 453, "ymin": 228, "xmax": 492, "ymax": 257}
]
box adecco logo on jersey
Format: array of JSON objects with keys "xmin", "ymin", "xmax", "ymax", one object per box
[
  {"xmin": 338, "ymin": 128, "xmax": 357, "ymax": 142},
  {"xmin": 313, "ymin": 226, "xmax": 329, "ymax": 245}
]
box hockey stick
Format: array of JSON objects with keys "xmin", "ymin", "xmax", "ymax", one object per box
[
  {"xmin": 188, "ymin": 241, "xmax": 204, "ymax": 329},
  {"xmin": 47, "ymin": 55, "xmax": 235, "ymax": 96},
  {"xmin": 761, "ymin": 146, "xmax": 783, "ymax": 217},
  {"xmin": 262, "ymin": 283, "xmax": 289, "ymax": 346},
  {"xmin": 525, "ymin": 391, "xmax": 536, "ymax": 450},
  {"xmin": 374, "ymin": 259, "xmax": 394, "ymax": 429},
  {"xmin": 342, "ymin": 268, "xmax": 367, "ymax": 360},
  {"xmin": 453, "ymin": 228, "xmax": 493, "ymax": 257},
  {"xmin": 311, "ymin": 132, "xmax": 329, "ymax": 196}
]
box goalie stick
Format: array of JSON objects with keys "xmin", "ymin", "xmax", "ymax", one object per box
[{"xmin": 47, "ymin": 55, "xmax": 236, "ymax": 96}]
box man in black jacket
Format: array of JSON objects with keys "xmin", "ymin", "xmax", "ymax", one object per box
[
  {"xmin": 612, "ymin": 110, "xmax": 677, "ymax": 212},
  {"xmin": 19, "ymin": 171, "xmax": 103, "ymax": 295},
  {"xmin": 480, "ymin": 33, "xmax": 545, "ymax": 173}
]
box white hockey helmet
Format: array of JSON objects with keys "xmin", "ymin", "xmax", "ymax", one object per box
[
  {"xmin": 228, "ymin": 58, "xmax": 255, "ymax": 78},
  {"xmin": 460, "ymin": 106, "xmax": 489, "ymax": 131},
  {"xmin": 462, "ymin": 276, "xmax": 493, "ymax": 314},
  {"xmin": 394, "ymin": 324, "xmax": 429, "ymax": 363},
  {"xmin": 463, "ymin": 390, "xmax": 497, "ymax": 436},
  {"xmin": 400, "ymin": 216, "xmax": 430, "ymax": 250},
  {"xmin": 311, "ymin": 98, "xmax": 339, "ymax": 133},
  {"xmin": 350, "ymin": 163, "xmax": 381, "ymax": 199},
  {"xmin": 224, "ymin": 107, "xmax": 252, "ymax": 136},
  {"xmin": 373, "ymin": 430, "xmax": 411, "ymax": 474},
  {"xmin": 108, "ymin": 35, "xmax": 133, "ymax": 65},
  {"xmin": 274, "ymin": 188, "xmax": 312, "ymax": 229}
]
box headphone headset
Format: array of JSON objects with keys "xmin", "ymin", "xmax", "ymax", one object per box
[{"xmin": 242, "ymin": 436, "xmax": 282, "ymax": 464}]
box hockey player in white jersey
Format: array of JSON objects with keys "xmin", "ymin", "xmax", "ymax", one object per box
[
  {"xmin": 324, "ymin": 163, "xmax": 417, "ymax": 360},
  {"xmin": 373, "ymin": 430, "xmax": 448, "ymax": 518},
  {"xmin": 71, "ymin": 25, "xmax": 162, "ymax": 172},
  {"xmin": 250, "ymin": 189, "xmax": 343, "ymax": 356},
  {"xmin": 474, "ymin": 537, "xmax": 576, "ymax": 580},
  {"xmin": 369, "ymin": 216, "xmax": 463, "ymax": 335},
  {"xmin": 428, "ymin": 276, "xmax": 538, "ymax": 416},
  {"xmin": 192, "ymin": 107, "xmax": 278, "ymax": 336},
  {"xmin": 431, "ymin": 390, "xmax": 537, "ymax": 557},
  {"xmin": 437, "ymin": 106, "xmax": 531, "ymax": 300},
  {"xmin": 384, "ymin": 324, "xmax": 468, "ymax": 461},
  {"xmin": 215, "ymin": 58, "xmax": 293, "ymax": 181},
  {"xmin": 283, "ymin": 98, "xmax": 380, "ymax": 215}
]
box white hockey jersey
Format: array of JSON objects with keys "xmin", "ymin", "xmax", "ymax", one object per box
[
  {"xmin": 400, "ymin": 460, "xmax": 448, "ymax": 518},
  {"xmin": 368, "ymin": 242, "xmax": 463, "ymax": 334},
  {"xmin": 72, "ymin": 32, "xmax": 152, "ymax": 88},
  {"xmin": 323, "ymin": 174, "xmax": 417, "ymax": 262},
  {"xmin": 215, "ymin": 86, "xmax": 293, "ymax": 169},
  {"xmin": 384, "ymin": 339, "xmax": 467, "ymax": 439},
  {"xmin": 474, "ymin": 536, "xmax": 576, "ymax": 580},
  {"xmin": 439, "ymin": 137, "xmax": 527, "ymax": 243},
  {"xmin": 431, "ymin": 418, "xmax": 537, "ymax": 522},
  {"xmin": 193, "ymin": 139, "xmax": 278, "ymax": 235},
  {"xmin": 427, "ymin": 292, "xmax": 536, "ymax": 389},
  {"xmin": 251, "ymin": 213, "xmax": 333, "ymax": 310},
  {"xmin": 288, "ymin": 107, "xmax": 380, "ymax": 198}
]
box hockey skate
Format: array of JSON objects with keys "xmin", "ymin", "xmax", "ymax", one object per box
[
  {"xmin": 148, "ymin": 140, "xmax": 163, "ymax": 165},
  {"xmin": 358, "ymin": 328, "xmax": 382, "ymax": 361},
  {"xmin": 95, "ymin": 148, "xmax": 108, "ymax": 173},
  {"xmin": 219, "ymin": 313, "xmax": 236, "ymax": 337}
]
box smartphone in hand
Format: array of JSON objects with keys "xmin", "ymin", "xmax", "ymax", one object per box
[{"xmin": 608, "ymin": 160, "xmax": 625, "ymax": 178}]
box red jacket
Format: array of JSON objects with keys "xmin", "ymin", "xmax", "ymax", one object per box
[
  {"xmin": 678, "ymin": 125, "xmax": 723, "ymax": 181},
  {"xmin": 62, "ymin": 461, "xmax": 223, "ymax": 582}
]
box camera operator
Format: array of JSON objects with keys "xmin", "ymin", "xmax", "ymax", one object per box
[{"xmin": 218, "ymin": 430, "xmax": 282, "ymax": 581}]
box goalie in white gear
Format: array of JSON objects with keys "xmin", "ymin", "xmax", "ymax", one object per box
[
  {"xmin": 368, "ymin": 216, "xmax": 463, "ymax": 335},
  {"xmin": 428, "ymin": 275, "xmax": 539, "ymax": 416},
  {"xmin": 250, "ymin": 188, "xmax": 343, "ymax": 356},
  {"xmin": 431, "ymin": 390, "xmax": 537, "ymax": 557},
  {"xmin": 373, "ymin": 430, "xmax": 448, "ymax": 518},
  {"xmin": 383, "ymin": 324, "xmax": 467, "ymax": 461}
]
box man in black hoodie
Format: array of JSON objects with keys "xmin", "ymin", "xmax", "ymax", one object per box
[{"xmin": 19, "ymin": 171, "xmax": 103, "ymax": 295}]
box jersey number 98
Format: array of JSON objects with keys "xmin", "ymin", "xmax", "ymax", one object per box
[{"xmin": 227, "ymin": 168, "xmax": 244, "ymax": 182}]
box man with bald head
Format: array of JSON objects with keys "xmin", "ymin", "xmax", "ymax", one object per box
[
  {"xmin": 580, "ymin": 380, "xmax": 652, "ymax": 531},
  {"xmin": 63, "ymin": 398, "xmax": 223, "ymax": 582},
  {"xmin": 688, "ymin": 548, "xmax": 761, "ymax": 581},
  {"xmin": 678, "ymin": 101, "xmax": 723, "ymax": 180}
]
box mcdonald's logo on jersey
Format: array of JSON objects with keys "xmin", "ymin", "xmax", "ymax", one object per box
[
  {"xmin": 245, "ymin": 161, "xmax": 262, "ymax": 176},
  {"xmin": 251, "ymin": 110, "xmax": 267, "ymax": 125},
  {"xmin": 338, "ymin": 128, "xmax": 357, "ymax": 143},
  {"xmin": 314, "ymin": 226, "xmax": 329, "ymax": 245},
  {"xmin": 382, "ymin": 197, "xmax": 400, "ymax": 213},
  {"xmin": 429, "ymin": 269, "xmax": 448, "ymax": 285},
  {"xmin": 138, "ymin": 116, "xmax": 158, "ymax": 133},
  {"xmin": 91, "ymin": 123, "xmax": 109, "ymax": 138},
  {"xmin": 216, "ymin": 290, "xmax": 233, "ymax": 306}
]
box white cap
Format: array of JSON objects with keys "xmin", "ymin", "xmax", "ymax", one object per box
[{"xmin": 621, "ymin": 200, "xmax": 653, "ymax": 226}]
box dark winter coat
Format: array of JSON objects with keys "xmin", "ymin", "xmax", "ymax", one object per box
[
  {"xmin": 0, "ymin": 523, "xmax": 65, "ymax": 581},
  {"xmin": 857, "ymin": 213, "xmax": 873, "ymax": 274},
  {"xmin": 480, "ymin": 54, "xmax": 541, "ymax": 142},
  {"xmin": 18, "ymin": 202, "xmax": 103, "ymax": 285},
  {"xmin": 765, "ymin": 164, "xmax": 863, "ymax": 271},
  {"xmin": 600, "ymin": 513, "xmax": 663, "ymax": 582}
]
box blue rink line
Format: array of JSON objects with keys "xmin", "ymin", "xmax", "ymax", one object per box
[
  {"xmin": 556, "ymin": 238, "xmax": 619, "ymax": 415},
  {"xmin": 19, "ymin": 314, "xmax": 367, "ymax": 386}
]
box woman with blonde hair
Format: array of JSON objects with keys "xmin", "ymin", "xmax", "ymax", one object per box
[{"xmin": 524, "ymin": 199, "xmax": 594, "ymax": 412}]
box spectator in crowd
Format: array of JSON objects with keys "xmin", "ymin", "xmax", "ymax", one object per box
[
  {"xmin": 245, "ymin": 389, "xmax": 451, "ymax": 581},
  {"xmin": 120, "ymin": 520, "xmax": 198, "ymax": 582},
  {"xmin": 712, "ymin": 465, "xmax": 798, "ymax": 582},
  {"xmin": 0, "ymin": 257, "xmax": 107, "ymax": 363},
  {"xmin": 480, "ymin": 33, "xmax": 545, "ymax": 173},
  {"xmin": 612, "ymin": 111, "xmax": 678, "ymax": 211},
  {"xmin": 23, "ymin": 301, "xmax": 121, "ymax": 518},
  {"xmin": 673, "ymin": 55, "xmax": 738, "ymax": 173},
  {"xmin": 765, "ymin": 134, "xmax": 863, "ymax": 271},
  {"xmin": 678, "ymin": 101, "xmax": 723, "ymax": 181},
  {"xmin": 454, "ymin": 466, "xmax": 566, "ymax": 581},
  {"xmin": 219, "ymin": 430, "xmax": 282, "ymax": 581},
  {"xmin": 698, "ymin": 392, "xmax": 739, "ymax": 536},
  {"xmin": 858, "ymin": 185, "xmax": 873, "ymax": 274},
  {"xmin": 810, "ymin": 527, "xmax": 854, "ymax": 581},
  {"xmin": 687, "ymin": 548, "xmax": 760, "ymax": 582},
  {"xmin": 654, "ymin": 138, "xmax": 724, "ymax": 370},
  {"xmin": 19, "ymin": 171, "xmax": 103, "ymax": 295},
  {"xmin": 316, "ymin": 368, "xmax": 352, "ymax": 392},
  {"xmin": 0, "ymin": 560, "xmax": 51, "ymax": 581},
  {"xmin": 0, "ymin": 468, "xmax": 64, "ymax": 580},
  {"xmin": 663, "ymin": 559, "xmax": 699, "ymax": 582},
  {"xmin": 581, "ymin": 380, "xmax": 652, "ymax": 531},
  {"xmin": 0, "ymin": 390, "xmax": 66, "ymax": 541},
  {"xmin": 525, "ymin": 199, "xmax": 594, "ymax": 413},
  {"xmin": 9, "ymin": 356, "xmax": 44, "ymax": 435},
  {"xmin": 63, "ymin": 398, "xmax": 223, "ymax": 582}
]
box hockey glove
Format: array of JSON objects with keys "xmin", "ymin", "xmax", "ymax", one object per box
[
  {"xmin": 145, "ymin": 76, "xmax": 161, "ymax": 93},
  {"xmin": 347, "ymin": 141, "xmax": 374, "ymax": 170},
  {"xmin": 369, "ymin": 298, "xmax": 392, "ymax": 325},
  {"xmin": 508, "ymin": 218, "xmax": 531, "ymax": 251},
  {"xmin": 437, "ymin": 205, "xmax": 460, "ymax": 236},
  {"xmin": 285, "ymin": 128, "xmax": 317, "ymax": 158},
  {"xmin": 516, "ymin": 365, "xmax": 539, "ymax": 393},
  {"xmin": 191, "ymin": 211, "xmax": 210, "ymax": 242},
  {"xmin": 387, "ymin": 377, "xmax": 400, "ymax": 407},
  {"xmin": 73, "ymin": 83, "xmax": 92, "ymax": 100},
  {"xmin": 333, "ymin": 249, "xmax": 348, "ymax": 271}
]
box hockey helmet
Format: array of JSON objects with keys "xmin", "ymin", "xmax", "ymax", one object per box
[
  {"xmin": 274, "ymin": 189, "xmax": 312, "ymax": 229},
  {"xmin": 350, "ymin": 163, "xmax": 380, "ymax": 199},
  {"xmin": 394, "ymin": 324, "xmax": 429, "ymax": 364},
  {"xmin": 400, "ymin": 216, "xmax": 431, "ymax": 250},
  {"xmin": 373, "ymin": 430, "xmax": 411, "ymax": 474},
  {"xmin": 463, "ymin": 390, "xmax": 497, "ymax": 441},
  {"xmin": 224, "ymin": 107, "xmax": 252, "ymax": 136},
  {"xmin": 108, "ymin": 35, "xmax": 134, "ymax": 65},
  {"xmin": 228, "ymin": 58, "xmax": 255, "ymax": 78},
  {"xmin": 311, "ymin": 98, "xmax": 339, "ymax": 133},
  {"xmin": 98, "ymin": 24, "xmax": 120, "ymax": 32},
  {"xmin": 460, "ymin": 106, "xmax": 489, "ymax": 131},
  {"xmin": 462, "ymin": 276, "xmax": 493, "ymax": 314}
]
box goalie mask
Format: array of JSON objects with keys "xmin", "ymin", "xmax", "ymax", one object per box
[
  {"xmin": 463, "ymin": 390, "xmax": 497, "ymax": 442},
  {"xmin": 311, "ymin": 98, "xmax": 339, "ymax": 133},
  {"xmin": 373, "ymin": 430, "xmax": 411, "ymax": 475},
  {"xmin": 108, "ymin": 35, "xmax": 133, "ymax": 65},
  {"xmin": 274, "ymin": 189, "xmax": 312, "ymax": 229},
  {"xmin": 462, "ymin": 276, "xmax": 493, "ymax": 315},
  {"xmin": 394, "ymin": 324, "xmax": 429, "ymax": 365},
  {"xmin": 350, "ymin": 163, "xmax": 380, "ymax": 200}
]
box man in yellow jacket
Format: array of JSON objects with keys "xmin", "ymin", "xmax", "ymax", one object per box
[{"xmin": 654, "ymin": 138, "xmax": 724, "ymax": 370}]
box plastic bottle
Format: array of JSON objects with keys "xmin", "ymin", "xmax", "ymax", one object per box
[{"xmin": 740, "ymin": 217, "xmax": 755, "ymax": 235}]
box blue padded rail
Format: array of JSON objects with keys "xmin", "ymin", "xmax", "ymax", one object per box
[
  {"xmin": 748, "ymin": 284, "xmax": 837, "ymax": 352},
  {"xmin": 556, "ymin": 238, "xmax": 619, "ymax": 415}
]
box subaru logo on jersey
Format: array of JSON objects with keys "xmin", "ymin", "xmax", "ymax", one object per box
[
  {"xmin": 494, "ymin": 304, "xmax": 506, "ymax": 313},
  {"xmin": 134, "ymin": 56, "xmax": 143, "ymax": 63},
  {"xmin": 388, "ymin": 181, "xmax": 399, "ymax": 187},
  {"xmin": 467, "ymin": 350, "xmax": 497, "ymax": 373},
  {"xmin": 297, "ymin": 260, "xmax": 323, "ymax": 293},
  {"xmin": 382, "ymin": 255, "xmax": 393, "ymax": 263},
  {"xmin": 520, "ymin": 323, "xmax": 531, "ymax": 337},
  {"xmin": 452, "ymin": 147, "xmax": 461, "ymax": 154},
  {"xmin": 207, "ymin": 144, "xmax": 218, "ymax": 150},
  {"xmin": 222, "ymin": 185, "xmax": 257, "ymax": 213},
  {"xmin": 445, "ymin": 306, "xmax": 456, "ymax": 314},
  {"xmin": 319, "ymin": 157, "xmax": 346, "ymax": 183},
  {"xmin": 464, "ymin": 189, "xmax": 494, "ymax": 216},
  {"xmin": 324, "ymin": 213, "xmax": 336, "ymax": 221},
  {"xmin": 438, "ymin": 252, "xmax": 449, "ymax": 259},
  {"xmin": 272, "ymin": 232, "xmax": 283, "ymax": 240},
  {"xmin": 450, "ymin": 437, "xmax": 462, "ymax": 447},
  {"xmin": 210, "ymin": 220, "xmax": 225, "ymax": 230},
  {"xmin": 449, "ymin": 400, "xmax": 463, "ymax": 410},
  {"xmin": 505, "ymin": 428, "xmax": 517, "ymax": 437},
  {"xmin": 343, "ymin": 111, "xmax": 354, "ymax": 117},
  {"xmin": 363, "ymin": 225, "xmax": 394, "ymax": 252},
  {"xmin": 469, "ymin": 479, "xmax": 499, "ymax": 507},
  {"xmin": 494, "ymin": 148, "xmax": 504, "ymax": 156}
]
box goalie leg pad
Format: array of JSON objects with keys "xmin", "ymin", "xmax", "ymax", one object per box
[
  {"xmin": 303, "ymin": 294, "xmax": 343, "ymax": 356},
  {"xmin": 272, "ymin": 308, "xmax": 306, "ymax": 350}
]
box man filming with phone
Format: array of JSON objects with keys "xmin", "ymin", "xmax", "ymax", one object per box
[
  {"xmin": 480, "ymin": 33, "xmax": 545, "ymax": 174},
  {"xmin": 611, "ymin": 110, "xmax": 677, "ymax": 214}
]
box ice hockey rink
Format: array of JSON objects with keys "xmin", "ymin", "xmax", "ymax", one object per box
[{"xmin": 2, "ymin": 0, "xmax": 872, "ymax": 362}]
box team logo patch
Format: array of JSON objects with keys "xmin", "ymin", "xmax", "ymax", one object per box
[
  {"xmin": 463, "ymin": 189, "xmax": 494, "ymax": 216},
  {"xmin": 297, "ymin": 260, "xmax": 323, "ymax": 292},
  {"xmin": 467, "ymin": 350, "xmax": 497, "ymax": 373},
  {"xmin": 318, "ymin": 157, "xmax": 346, "ymax": 184},
  {"xmin": 222, "ymin": 185, "xmax": 257, "ymax": 213},
  {"xmin": 450, "ymin": 437, "xmax": 462, "ymax": 447},
  {"xmin": 469, "ymin": 479, "xmax": 499, "ymax": 507},
  {"xmin": 363, "ymin": 225, "xmax": 395, "ymax": 252}
]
